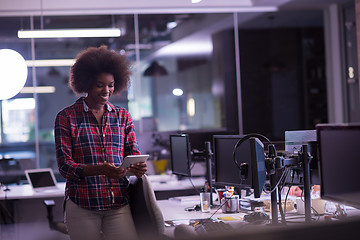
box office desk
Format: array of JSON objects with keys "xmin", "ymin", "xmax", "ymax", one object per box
[
  {"xmin": 0, "ymin": 182, "xmax": 66, "ymax": 200},
  {"xmin": 0, "ymin": 175, "xmax": 205, "ymax": 223},
  {"xmin": 158, "ymin": 196, "xmax": 246, "ymax": 222},
  {"xmin": 157, "ymin": 195, "xmax": 360, "ymax": 239},
  {"xmin": 157, "ymin": 195, "xmax": 261, "ymax": 238},
  {"xmin": 0, "ymin": 177, "xmax": 205, "ymax": 201}
]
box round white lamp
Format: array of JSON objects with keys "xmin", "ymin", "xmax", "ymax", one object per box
[{"xmin": 0, "ymin": 49, "xmax": 28, "ymax": 100}]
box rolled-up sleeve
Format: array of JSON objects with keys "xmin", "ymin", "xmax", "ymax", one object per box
[{"xmin": 55, "ymin": 111, "xmax": 84, "ymax": 180}]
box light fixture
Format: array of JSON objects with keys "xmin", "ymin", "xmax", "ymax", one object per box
[
  {"xmin": 167, "ymin": 21, "xmax": 178, "ymax": 30},
  {"xmin": 143, "ymin": 61, "xmax": 168, "ymax": 77},
  {"xmin": 187, "ymin": 98, "xmax": 195, "ymax": 117},
  {"xmin": 172, "ymin": 88, "xmax": 183, "ymax": 96},
  {"xmin": 26, "ymin": 59, "xmax": 75, "ymax": 67},
  {"xmin": 0, "ymin": 49, "xmax": 28, "ymax": 100},
  {"xmin": 18, "ymin": 28, "xmax": 121, "ymax": 39},
  {"xmin": 20, "ymin": 86, "xmax": 56, "ymax": 94},
  {"xmin": 192, "ymin": 0, "xmax": 203, "ymax": 3}
]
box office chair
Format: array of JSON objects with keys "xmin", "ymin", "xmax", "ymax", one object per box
[
  {"xmin": 128, "ymin": 174, "xmax": 167, "ymax": 239},
  {"xmin": 43, "ymin": 199, "xmax": 68, "ymax": 234},
  {"xmin": 44, "ymin": 175, "xmax": 167, "ymax": 239}
]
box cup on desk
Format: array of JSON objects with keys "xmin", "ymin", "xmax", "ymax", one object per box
[
  {"xmin": 295, "ymin": 198, "xmax": 327, "ymax": 215},
  {"xmin": 295, "ymin": 198, "xmax": 305, "ymax": 214},
  {"xmin": 312, "ymin": 198, "xmax": 327, "ymax": 215},
  {"xmin": 200, "ymin": 192, "xmax": 211, "ymax": 213},
  {"xmin": 216, "ymin": 188, "xmax": 226, "ymax": 202},
  {"xmin": 221, "ymin": 195, "xmax": 239, "ymax": 213}
]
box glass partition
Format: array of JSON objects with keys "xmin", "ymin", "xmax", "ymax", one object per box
[
  {"xmin": 0, "ymin": 10, "xmax": 331, "ymax": 177},
  {"xmin": 135, "ymin": 13, "xmax": 236, "ymax": 132}
]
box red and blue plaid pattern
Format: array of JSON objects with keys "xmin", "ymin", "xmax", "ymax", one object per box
[{"xmin": 55, "ymin": 97, "xmax": 140, "ymax": 210}]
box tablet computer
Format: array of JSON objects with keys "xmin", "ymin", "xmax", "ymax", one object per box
[
  {"xmin": 25, "ymin": 168, "xmax": 59, "ymax": 192},
  {"xmin": 121, "ymin": 154, "xmax": 149, "ymax": 176}
]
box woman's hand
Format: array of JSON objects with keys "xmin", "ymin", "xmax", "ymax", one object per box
[
  {"xmin": 128, "ymin": 161, "xmax": 147, "ymax": 178},
  {"xmin": 102, "ymin": 163, "xmax": 127, "ymax": 178}
]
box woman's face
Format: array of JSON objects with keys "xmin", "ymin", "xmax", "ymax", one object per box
[{"xmin": 87, "ymin": 73, "xmax": 115, "ymax": 106}]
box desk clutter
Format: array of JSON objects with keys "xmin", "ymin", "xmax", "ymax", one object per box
[{"xmin": 164, "ymin": 182, "xmax": 359, "ymax": 229}]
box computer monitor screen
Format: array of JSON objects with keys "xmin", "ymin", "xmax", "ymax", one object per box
[
  {"xmin": 316, "ymin": 123, "xmax": 360, "ymax": 209},
  {"xmin": 170, "ymin": 134, "xmax": 192, "ymax": 177},
  {"xmin": 285, "ymin": 129, "xmax": 320, "ymax": 185},
  {"xmin": 250, "ymin": 137, "xmax": 267, "ymax": 198},
  {"xmin": 213, "ymin": 135, "xmax": 266, "ymax": 198}
]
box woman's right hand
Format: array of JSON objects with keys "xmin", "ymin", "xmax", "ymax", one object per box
[{"xmin": 102, "ymin": 163, "xmax": 127, "ymax": 178}]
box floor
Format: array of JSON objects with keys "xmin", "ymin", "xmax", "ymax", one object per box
[{"xmin": 0, "ymin": 222, "xmax": 69, "ymax": 240}]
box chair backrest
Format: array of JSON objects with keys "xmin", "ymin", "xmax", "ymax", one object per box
[{"xmin": 129, "ymin": 175, "xmax": 165, "ymax": 239}]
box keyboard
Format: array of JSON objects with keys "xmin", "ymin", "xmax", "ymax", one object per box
[{"xmin": 194, "ymin": 221, "xmax": 234, "ymax": 235}]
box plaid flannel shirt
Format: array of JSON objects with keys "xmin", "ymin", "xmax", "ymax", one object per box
[{"xmin": 55, "ymin": 97, "xmax": 140, "ymax": 210}]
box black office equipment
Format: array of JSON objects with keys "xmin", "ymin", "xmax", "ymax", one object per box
[
  {"xmin": 43, "ymin": 200, "xmax": 68, "ymax": 235},
  {"xmin": 194, "ymin": 221, "xmax": 235, "ymax": 235},
  {"xmin": 25, "ymin": 168, "xmax": 59, "ymax": 192},
  {"xmin": 249, "ymin": 138, "xmax": 267, "ymax": 199},
  {"xmin": 213, "ymin": 135, "xmax": 246, "ymax": 187},
  {"xmin": 285, "ymin": 129, "xmax": 320, "ymax": 185},
  {"xmin": 0, "ymin": 157, "xmax": 21, "ymax": 188},
  {"xmin": 170, "ymin": 134, "xmax": 192, "ymax": 177},
  {"xmin": 170, "ymin": 134, "xmax": 214, "ymax": 205},
  {"xmin": 316, "ymin": 123, "xmax": 360, "ymax": 209},
  {"xmin": 215, "ymin": 134, "xmax": 312, "ymax": 224},
  {"xmin": 213, "ymin": 135, "xmax": 266, "ymax": 198}
]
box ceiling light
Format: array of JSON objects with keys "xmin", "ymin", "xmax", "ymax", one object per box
[
  {"xmin": 187, "ymin": 98, "xmax": 195, "ymax": 117},
  {"xmin": 20, "ymin": 86, "xmax": 56, "ymax": 94},
  {"xmin": 173, "ymin": 88, "xmax": 183, "ymax": 96},
  {"xmin": 167, "ymin": 22, "xmax": 178, "ymax": 30},
  {"xmin": 18, "ymin": 28, "xmax": 121, "ymax": 39},
  {"xmin": 26, "ymin": 59, "xmax": 75, "ymax": 67},
  {"xmin": 192, "ymin": 0, "xmax": 202, "ymax": 3},
  {"xmin": 0, "ymin": 49, "xmax": 27, "ymax": 100}
]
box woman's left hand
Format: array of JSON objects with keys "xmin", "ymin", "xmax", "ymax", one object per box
[{"xmin": 128, "ymin": 161, "xmax": 147, "ymax": 178}]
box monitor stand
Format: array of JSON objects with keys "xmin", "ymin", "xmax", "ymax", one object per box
[
  {"xmin": 268, "ymin": 144, "xmax": 312, "ymax": 225},
  {"xmin": 191, "ymin": 141, "xmax": 214, "ymax": 206}
]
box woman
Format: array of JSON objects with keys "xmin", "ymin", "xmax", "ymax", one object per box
[{"xmin": 55, "ymin": 45, "xmax": 147, "ymax": 240}]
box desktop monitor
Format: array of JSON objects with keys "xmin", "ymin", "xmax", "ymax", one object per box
[
  {"xmin": 285, "ymin": 129, "xmax": 320, "ymax": 185},
  {"xmin": 213, "ymin": 135, "xmax": 266, "ymax": 198},
  {"xmin": 316, "ymin": 123, "xmax": 360, "ymax": 209},
  {"xmin": 170, "ymin": 134, "xmax": 192, "ymax": 177}
]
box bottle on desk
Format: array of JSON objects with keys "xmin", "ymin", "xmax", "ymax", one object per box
[{"xmin": 200, "ymin": 189, "xmax": 211, "ymax": 213}]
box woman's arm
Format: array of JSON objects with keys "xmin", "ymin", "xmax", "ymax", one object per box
[
  {"xmin": 82, "ymin": 163, "xmax": 127, "ymax": 178},
  {"xmin": 122, "ymin": 110, "xmax": 147, "ymax": 178}
]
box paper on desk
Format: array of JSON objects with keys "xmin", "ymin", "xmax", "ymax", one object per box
[
  {"xmin": 170, "ymin": 195, "xmax": 200, "ymax": 202},
  {"xmin": 165, "ymin": 219, "xmax": 190, "ymax": 227},
  {"xmin": 217, "ymin": 216, "xmax": 243, "ymax": 221}
]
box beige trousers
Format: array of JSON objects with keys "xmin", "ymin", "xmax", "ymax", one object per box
[{"xmin": 65, "ymin": 199, "xmax": 137, "ymax": 240}]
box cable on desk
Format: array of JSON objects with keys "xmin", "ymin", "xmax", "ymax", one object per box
[
  {"xmin": 299, "ymin": 188, "xmax": 320, "ymax": 221},
  {"xmin": 283, "ymin": 213, "xmax": 319, "ymax": 223},
  {"xmin": 187, "ymin": 176, "xmax": 201, "ymax": 195},
  {"xmin": 283, "ymin": 169, "xmax": 296, "ymax": 222},
  {"xmin": 277, "ymin": 168, "xmax": 292, "ymax": 224},
  {"xmin": 232, "ymin": 133, "xmax": 275, "ymax": 172},
  {"xmin": 263, "ymin": 167, "xmax": 289, "ymax": 194},
  {"xmin": 194, "ymin": 197, "xmax": 231, "ymax": 231}
]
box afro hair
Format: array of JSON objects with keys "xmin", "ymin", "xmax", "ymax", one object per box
[{"xmin": 69, "ymin": 45, "xmax": 131, "ymax": 94}]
